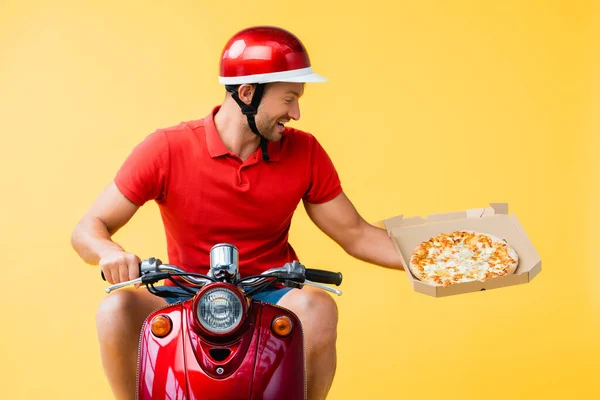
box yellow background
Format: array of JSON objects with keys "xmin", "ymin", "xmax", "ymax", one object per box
[{"xmin": 1, "ymin": 0, "xmax": 597, "ymax": 399}]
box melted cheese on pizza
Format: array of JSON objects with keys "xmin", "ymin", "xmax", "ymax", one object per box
[{"xmin": 410, "ymin": 231, "xmax": 518, "ymax": 287}]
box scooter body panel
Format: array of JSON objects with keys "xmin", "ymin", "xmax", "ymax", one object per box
[{"xmin": 137, "ymin": 298, "xmax": 305, "ymax": 400}]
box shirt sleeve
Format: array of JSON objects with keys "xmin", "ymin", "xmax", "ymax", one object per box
[
  {"xmin": 114, "ymin": 130, "xmax": 170, "ymax": 206},
  {"xmin": 303, "ymin": 136, "xmax": 343, "ymax": 204}
]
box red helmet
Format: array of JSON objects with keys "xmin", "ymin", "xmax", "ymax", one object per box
[{"xmin": 218, "ymin": 26, "xmax": 327, "ymax": 85}]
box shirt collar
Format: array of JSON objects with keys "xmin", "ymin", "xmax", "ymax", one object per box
[{"xmin": 205, "ymin": 105, "xmax": 281, "ymax": 162}]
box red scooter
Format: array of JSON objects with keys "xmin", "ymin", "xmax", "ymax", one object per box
[{"xmin": 103, "ymin": 243, "xmax": 343, "ymax": 400}]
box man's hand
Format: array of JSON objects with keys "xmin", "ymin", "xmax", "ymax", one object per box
[{"xmin": 99, "ymin": 250, "xmax": 141, "ymax": 285}]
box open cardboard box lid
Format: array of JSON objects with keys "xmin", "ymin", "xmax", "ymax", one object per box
[{"xmin": 384, "ymin": 203, "xmax": 542, "ymax": 297}]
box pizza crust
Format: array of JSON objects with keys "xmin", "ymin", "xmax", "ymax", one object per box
[{"xmin": 409, "ymin": 231, "xmax": 519, "ymax": 287}]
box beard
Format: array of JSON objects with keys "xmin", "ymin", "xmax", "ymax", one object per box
[{"xmin": 255, "ymin": 115, "xmax": 284, "ymax": 142}]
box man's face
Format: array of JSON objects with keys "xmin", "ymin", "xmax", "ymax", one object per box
[{"xmin": 254, "ymin": 82, "xmax": 304, "ymax": 141}]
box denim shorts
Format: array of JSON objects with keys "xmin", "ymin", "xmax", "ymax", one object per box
[{"xmin": 156, "ymin": 285, "xmax": 292, "ymax": 306}]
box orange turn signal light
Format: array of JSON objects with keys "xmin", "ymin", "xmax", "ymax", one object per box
[
  {"xmin": 151, "ymin": 315, "xmax": 172, "ymax": 338},
  {"xmin": 271, "ymin": 316, "xmax": 293, "ymax": 337}
]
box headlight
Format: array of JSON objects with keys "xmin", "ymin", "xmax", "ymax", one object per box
[{"xmin": 196, "ymin": 288, "xmax": 244, "ymax": 334}]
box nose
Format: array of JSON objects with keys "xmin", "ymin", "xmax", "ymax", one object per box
[{"xmin": 289, "ymin": 101, "xmax": 301, "ymax": 121}]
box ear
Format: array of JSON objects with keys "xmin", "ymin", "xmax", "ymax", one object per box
[{"xmin": 238, "ymin": 84, "xmax": 255, "ymax": 104}]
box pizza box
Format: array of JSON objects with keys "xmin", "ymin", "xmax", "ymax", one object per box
[{"xmin": 383, "ymin": 203, "xmax": 542, "ymax": 297}]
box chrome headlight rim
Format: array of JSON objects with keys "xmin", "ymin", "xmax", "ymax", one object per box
[{"xmin": 192, "ymin": 283, "xmax": 247, "ymax": 336}]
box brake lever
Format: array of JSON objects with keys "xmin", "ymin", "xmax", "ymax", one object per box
[
  {"xmin": 105, "ymin": 277, "xmax": 143, "ymax": 293},
  {"xmin": 105, "ymin": 272, "xmax": 171, "ymax": 293},
  {"xmin": 302, "ymin": 280, "xmax": 342, "ymax": 296}
]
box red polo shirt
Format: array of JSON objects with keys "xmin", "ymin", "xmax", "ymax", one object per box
[{"xmin": 114, "ymin": 106, "xmax": 342, "ymax": 280}]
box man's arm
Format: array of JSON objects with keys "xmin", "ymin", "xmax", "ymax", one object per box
[
  {"xmin": 303, "ymin": 192, "xmax": 404, "ymax": 270},
  {"xmin": 71, "ymin": 182, "xmax": 142, "ymax": 284}
]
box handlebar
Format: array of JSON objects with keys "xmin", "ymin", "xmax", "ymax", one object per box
[{"xmin": 101, "ymin": 259, "xmax": 343, "ymax": 296}]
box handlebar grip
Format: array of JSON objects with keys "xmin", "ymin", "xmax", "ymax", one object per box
[{"xmin": 305, "ymin": 269, "xmax": 343, "ymax": 286}]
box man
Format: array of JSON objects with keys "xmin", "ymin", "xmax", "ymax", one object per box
[{"xmin": 71, "ymin": 26, "xmax": 403, "ymax": 400}]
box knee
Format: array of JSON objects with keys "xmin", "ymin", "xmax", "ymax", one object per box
[
  {"xmin": 305, "ymin": 289, "xmax": 338, "ymax": 322},
  {"xmin": 296, "ymin": 288, "xmax": 339, "ymax": 343},
  {"xmin": 96, "ymin": 289, "xmax": 139, "ymax": 338}
]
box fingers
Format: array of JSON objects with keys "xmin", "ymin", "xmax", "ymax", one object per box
[
  {"xmin": 119, "ymin": 256, "xmax": 129, "ymax": 283},
  {"xmin": 128, "ymin": 254, "xmax": 142, "ymax": 288},
  {"xmin": 99, "ymin": 251, "xmax": 141, "ymax": 285},
  {"xmin": 128, "ymin": 254, "xmax": 141, "ymax": 281},
  {"xmin": 99, "ymin": 259, "xmax": 115, "ymax": 285}
]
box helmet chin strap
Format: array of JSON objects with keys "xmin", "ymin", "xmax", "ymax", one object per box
[{"xmin": 225, "ymin": 84, "xmax": 270, "ymax": 161}]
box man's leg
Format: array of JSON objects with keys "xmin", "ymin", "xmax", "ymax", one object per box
[
  {"xmin": 96, "ymin": 288, "xmax": 168, "ymax": 400},
  {"xmin": 277, "ymin": 286, "xmax": 339, "ymax": 400}
]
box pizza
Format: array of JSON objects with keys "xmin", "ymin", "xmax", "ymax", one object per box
[{"xmin": 409, "ymin": 231, "xmax": 519, "ymax": 287}]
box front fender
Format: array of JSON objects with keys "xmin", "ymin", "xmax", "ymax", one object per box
[{"xmin": 137, "ymin": 304, "xmax": 187, "ymax": 400}]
